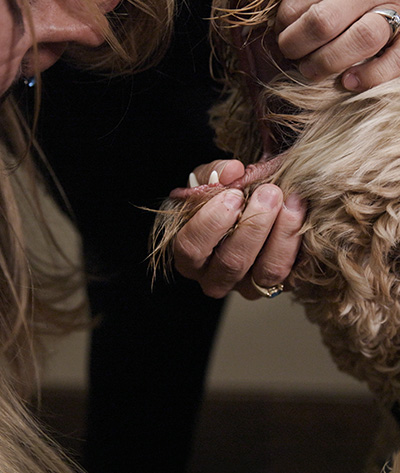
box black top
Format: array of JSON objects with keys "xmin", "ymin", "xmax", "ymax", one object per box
[{"xmin": 33, "ymin": 2, "xmax": 227, "ymax": 472}]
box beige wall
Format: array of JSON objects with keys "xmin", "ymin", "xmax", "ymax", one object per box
[
  {"xmin": 207, "ymin": 292, "xmax": 368, "ymax": 396},
  {"xmin": 43, "ymin": 292, "xmax": 369, "ymax": 397},
  {"xmin": 43, "ymin": 331, "xmax": 89, "ymax": 389}
]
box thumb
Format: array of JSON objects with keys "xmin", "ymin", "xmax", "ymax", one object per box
[{"xmin": 190, "ymin": 159, "xmax": 245, "ymax": 187}]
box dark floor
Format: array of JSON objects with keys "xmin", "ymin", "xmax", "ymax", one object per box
[
  {"xmin": 38, "ymin": 389, "xmax": 88, "ymax": 463},
  {"xmin": 188, "ymin": 392, "xmax": 380, "ymax": 473},
  {"xmin": 38, "ymin": 389, "xmax": 381, "ymax": 473}
]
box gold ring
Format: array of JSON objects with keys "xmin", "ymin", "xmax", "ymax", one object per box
[
  {"xmin": 251, "ymin": 276, "xmax": 284, "ymax": 298},
  {"xmin": 370, "ymin": 8, "xmax": 400, "ymax": 45}
]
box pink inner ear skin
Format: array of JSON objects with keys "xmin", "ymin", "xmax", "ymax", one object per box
[{"xmin": 169, "ymin": 155, "xmax": 283, "ymax": 200}]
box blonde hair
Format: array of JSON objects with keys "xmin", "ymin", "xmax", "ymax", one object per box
[
  {"xmin": 0, "ymin": 0, "xmax": 176, "ymax": 472},
  {"xmin": 150, "ymin": 1, "xmax": 400, "ymax": 469},
  {"xmin": 66, "ymin": 0, "xmax": 176, "ymax": 74}
]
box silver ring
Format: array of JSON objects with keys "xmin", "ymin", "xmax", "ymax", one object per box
[
  {"xmin": 251, "ymin": 276, "xmax": 284, "ymax": 299},
  {"xmin": 370, "ymin": 8, "xmax": 400, "ymax": 45}
]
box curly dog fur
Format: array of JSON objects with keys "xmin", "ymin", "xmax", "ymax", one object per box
[{"xmin": 151, "ymin": 1, "xmax": 400, "ymax": 469}]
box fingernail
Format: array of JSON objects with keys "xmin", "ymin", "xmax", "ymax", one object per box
[
  {"xmin": 256, "ymin": 186, "xmax": 280, "ymax": 209},
  {"xmin": 208, "ymin": 170, "xmax": 219, "ymax": 185},
  {"xmin": 343, "ymin": 72, "xmax": 360, "ymax": 91},
  {"xmin": 189, "ymin": 172, "xmax": 200, "ymax": 188},
  {"xmin": 223, "ymin": 190, "xmax": 243, "ymax": 211},
  {"xmin": 284, "ymin": 193, "xmax": 302, "ymax": 212}
]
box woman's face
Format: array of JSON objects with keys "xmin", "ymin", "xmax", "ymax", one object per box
[{"xmin": 0, "ymin": 0, "xmax": 118, "ymax": 97}]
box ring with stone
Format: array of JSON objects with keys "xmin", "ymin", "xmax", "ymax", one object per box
[{"xmin": 251, "ymin": 276, "xmax": 284, "ymax": 299}]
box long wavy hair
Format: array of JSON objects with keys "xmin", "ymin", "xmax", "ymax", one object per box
[
  {"xmin": 150, "ymin": 1, "xmax": 400, "ymax": 469},
  {"xmin": 0, "ymin": 1, "xmax": 175, "ymax": 472}
]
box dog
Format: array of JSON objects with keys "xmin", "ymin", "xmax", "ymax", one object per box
[{"xmin": 151, "ymin": 1, "xmax": 400, "ymax": 470}]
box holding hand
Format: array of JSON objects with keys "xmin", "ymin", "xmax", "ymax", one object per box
[
  {"xmin": 173, "ymin": 160, "xmax": 306, "ymax": 300},
  {"xmin": 276, "ymin": 0, "xmax": 400, "ymax": 91}
]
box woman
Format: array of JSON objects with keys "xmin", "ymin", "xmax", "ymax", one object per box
[
  {"xmin": 0, "ymin": 0, "xmax": 398, "ymax": 472},
  {"xmin": 0, "ymin": 1, "xmax": 176, "ymax": 472}
]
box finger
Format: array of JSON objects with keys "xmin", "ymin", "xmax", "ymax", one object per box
[
  {"xmin": 278, "ymin": 0, "xmax": 373, "ymax": 60},
  {"xmin": 236, "ymin": 193, "xmax": 306, "ymax": 300},
  {"xmin": 342, "ymin": 38, "xmax": 400, "ymax": 91},
  {"xmin": 299, "ymin": 11, "xmax": 391, "ymax": 80},
  {"xmin": 275, "ymin": 0, "xmax": 318, "ymax": 33},
  {"xmin": 174, "ymin": 189, "xmax": 244, "ymax": 280},
  {"xmin": 189, "ymin": 159, "xmax": 245, "ymax": 187},
  {"xmin": 198, "ymin": 184, "xmax": 283, "ymax": 299}
]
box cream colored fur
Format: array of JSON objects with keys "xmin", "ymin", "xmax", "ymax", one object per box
[{"xmin": 150, "ymin": 1, "xmax": 400, "ymax": 470}]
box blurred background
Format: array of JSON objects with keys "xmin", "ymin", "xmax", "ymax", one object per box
[
  {"xmin": 42, "ymin": 293, "xmax": 379, "ymax": 473},
  {"xmin": 43, "ymin": 292, "xmax": 369, "ymax": 396}
]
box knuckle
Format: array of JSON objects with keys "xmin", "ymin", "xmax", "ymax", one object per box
[
  {"xmin": 306, "ymin": 3, "xmax": 340, "ymax": 41},
  {"xmin": 244, "ymin": 220, "xmax": 273, "ymax": 244},
  {"xmin": 353, "ymin": 18, "xmax": 387, "ymax": 53},
  {"xmin": 277, "ymin": 1, "xmax": 301, "ymax": 29},
  {"xmin": 313, "ymin": 50, "xmax": 339, "ymax": 75},
  {"xmin": 173, "ymin": 236, "xmax": 203, "ymax": 266},
  {"xmin": 215, "ymin": 249, "xmax": 248, "ymax": 278},
  {"xmin": 365, "ymin": 65, "xmax": 386, "ymax": 87},
  {"xmin": 386, "ymin": 47, "xmax": 400, "ymax": 79},
  {"xmin": 202, "ymin": 204, "xmax": 223, "ymax": 230},
  {"xmin": 364, "ymin": 55, "xmax": 398, "ymax": 88},
  {"xmin": 390, "ymin": 45, "xmax": 400, "ymax": 66},
  {"xmin": 204, "ymin": 192, "xmax": 242, "ymax": 230},
  {"xmin": 261, "ymin": 263, "xmax": 290, "ymax": 285}
]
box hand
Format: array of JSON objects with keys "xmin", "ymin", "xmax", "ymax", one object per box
[
  {"xmin": 173, "ymin": 160, "xmax": 306, "ymax": 299},
  {"xmin": 276, "ymin": 0, "xmax": 400, "ymax": 91}
]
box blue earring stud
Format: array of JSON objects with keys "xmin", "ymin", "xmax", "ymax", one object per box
[{"xmin": 23, "ymin": 77, "xmax": 36, "ymax": 88}]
